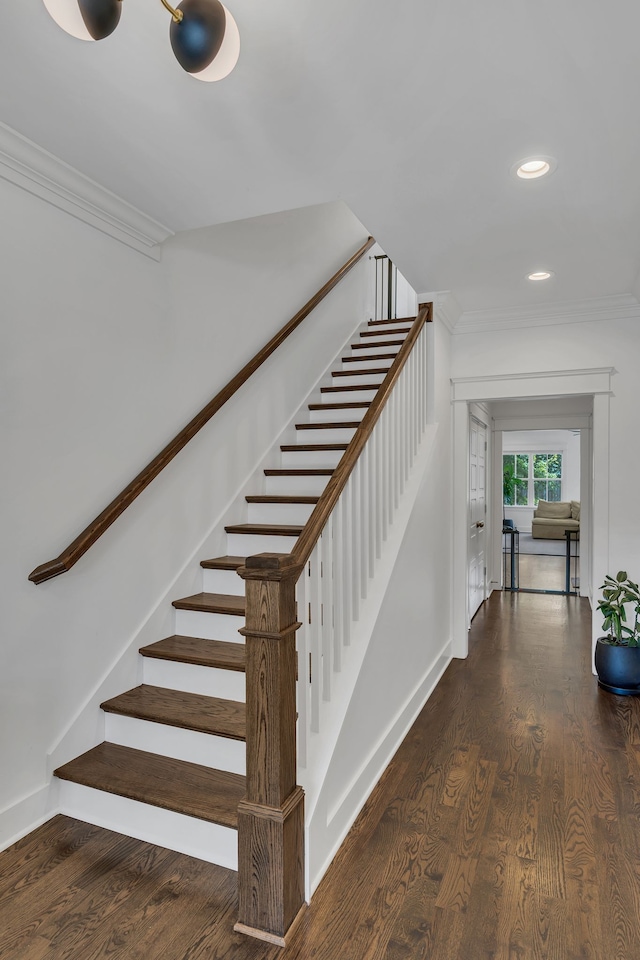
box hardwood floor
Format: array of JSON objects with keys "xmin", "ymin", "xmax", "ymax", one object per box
[
  {"xmin": 519, "ymin": 554, "xmax": 568, "ymax": 591},
  {"xmin": 2, "ymin": 591, "xmax": 640, "ymax": 959}
]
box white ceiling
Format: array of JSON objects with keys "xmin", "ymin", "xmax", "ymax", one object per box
[{"xmin": 3, "ymin": 0, "xmax": 640, "ymax": 314}]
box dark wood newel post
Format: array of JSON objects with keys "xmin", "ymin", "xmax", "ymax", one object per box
[{"xmin": 235, "ymin": 552, "xmax": 306, "ymax": 946}]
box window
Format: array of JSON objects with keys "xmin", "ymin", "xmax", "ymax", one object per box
[{"xmin": 503, "ymin": 453, "xmax": 562, "ymax": 506}]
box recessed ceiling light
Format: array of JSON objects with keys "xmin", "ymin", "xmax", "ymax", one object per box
[
  {"xmin": 511, "ymin": 156, "xmax": 557, "ymax": 180},
  {"xmin": 518, "ymin": 160, "xmax": 549, "ymax": 179},
  {"xmin": 528, "ymin": 271, "xmax": 553, "ymax": 281}
]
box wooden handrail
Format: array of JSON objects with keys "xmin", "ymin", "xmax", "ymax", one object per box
[
  {"xmin": 28, "ymin": 236, "xmax": 375, "ymax": 584},
  {"xmin": 242, "ymin": 300, "xmax": 433, "ymax": 580}
]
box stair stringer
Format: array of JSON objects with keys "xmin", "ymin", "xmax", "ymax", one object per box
[{"xmin": 297, "ymin": 422, "xmax": 444, "ymax": 895}]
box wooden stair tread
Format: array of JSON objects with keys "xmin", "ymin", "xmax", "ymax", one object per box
[
  {"xmin": 308, "ymin": 402, "xmax": 370, "ymax": 411},
  {"xmin": 245, "ymin": 495, "xmax": 319, "ymax": 504},
  {"xmin": 321, "ymin": 384, "xmax": 380, "ymax": 393},
  {"xmin": 296, "ymin": 421, "xmax": 360, "ymax": 430},
  {"xmin": 281, "ymin": 442, "xmax": 348, "ymax": 451},
  {"xmin": 351, "ymin": 339, "xmax": 405, "ymax": 348},
  {"xmin": 342, "ymin": 353, "xmax": 395, "ymax": 362},
  {"xmin": 264, "ymin": 468, "xmax": 334, "ymax": 476},
  {"xmin": 54, "ymin": 743, "xmax": 245, "ymax": 827},
  {"xmin": 225, "ymin": 523, "xmax": 303, "ymax": 536},
  {"xmin": 140, "ymin": 635, "xmax": 246, "ymax": 672},
  {"xmin": 101, "ymin": 685, "xmax": 246, "ymax": 740},
  {"xmin": 172, "ymin": 592, "xmax": 245, "ymax": 616},
  {"xmin": 199, "ymin": 555, "xmax": 245, "ymax": 571},
  {"xmin": 332, "ymin": 368, "xmax": 390, "ymax": 377},
  {"xmin": 367, "ymin": 316, "xmax": 416, "ymax": 326},
  {"xmin": 360, "ymin": 328, "xmax": 411, "ymax": 337}
]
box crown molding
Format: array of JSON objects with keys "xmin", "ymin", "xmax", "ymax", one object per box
[
  {"xmin": 453, "ymin": 294, "xmax": 640, "ymax": 335},
  {"xmin": 0, "ymin": 121, "xmax": 173, "ymax": 260},
  {"xmin": 417, "ymin": 290, "xmax": 462, "ymax": 333}
]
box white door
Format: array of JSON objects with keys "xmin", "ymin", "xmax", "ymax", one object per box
[{"xmin": 468, "ymin": 416, "xmax": 487, "ymax": 622}]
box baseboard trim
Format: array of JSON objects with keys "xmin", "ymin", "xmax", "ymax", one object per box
[
  {"xmin": 0, "ymin": 782, "xmax": 60, "ymax": 853},
  {"xmin": 308, "ymin": 641, "xmax": 452, "ymax": 894},
  {"xmin": 327, "ymin": 640, "xmax": 451, "ymax": 827}
]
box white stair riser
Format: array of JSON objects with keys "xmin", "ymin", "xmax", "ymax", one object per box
[
  {"xmin": 296, "ymin": 426, "xmax": 357, "ymax": 443},
  {"xmin": 247, "ymin": 501, "xmax": 316, "ymax": 525},
  {"xmin": 365, "ymin": 322, "xmax": 411, "ymax": 335},
  {"xmin": 331, "ymin": 372, "xmax": 386, "ymax": 388},
  {"xmin": 265, "ymin": 474, "xmax": 330, "ymax": 496},
  {"xmin": 105, "ymin": 714, "xmax": 246, "ymax": 775},
  {"xmin": 226, "ymin": 532, "xmax": 298, "ymax": 554},
  {"xmin": 350, "ymin": 342, "xmax": 402, "ymax": 355},
  {"xmin": 360, "ymin": 329, "xmax": 411, "ymax": 343},
  {"xmin": 321, "ymin": 388, "xmax": 378, "ymax": 404},
  {"xmin": 281, "ymin": 449, "xmax": 344, "ymax": 468},
  {"xmin": 58, "ymin": 780, "xmax": 238, "ymax": 870},
  {"xmin": 201, "ymin": 567, "xmax": 244, "ymax": 595},
  {"xmin": 142, "ymin": 656, "xmax": 246, "ymax": 702},
  {"xmin": 341, "ymin": 358, "xmax": 393, "ymax": 371},
  {"xmin": 308, "ymin": 407, "xmax": 367, "ymax": 423},
  {"xmin": 175, "ymin": 609, "xmax": 244, "ymax": 643}
]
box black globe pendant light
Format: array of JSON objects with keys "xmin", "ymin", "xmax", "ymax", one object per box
[
  {"xmin": 167, "ymin": 0, "xmax": 240, "ymax": 81},
  {"xmin": 42, "ymin": 0, "xmax": 240, "ymax": 80},
  {"xmin": 78, "ymin": 0, "xmax": 122, "ymax": 39},
  {"xmin": 42, "ymin": 0, "xmax": 122, "ymax": 41}
]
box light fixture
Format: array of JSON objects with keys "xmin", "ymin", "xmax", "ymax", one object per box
[
  {"xmin": 42, "ymin": 0, "xmax": 240, "ymax": 81},
  {"xmin": 511, "ymin": 156, "xmax": 557, "ymax": 181},
  {"xmin": 528, "ymin": 271, "xmax": 553, "ymax": 281},
  {"xmin": 517, "ymin": 160, "xmax": 549, "ymax": 179}
]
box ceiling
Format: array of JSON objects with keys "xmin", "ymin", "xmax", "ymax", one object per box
[{"xmin": 3, "ymin": 0, "xmax": 640, "ymax": 315}]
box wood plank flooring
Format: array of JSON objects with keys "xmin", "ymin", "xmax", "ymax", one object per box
[{"xmin": 2, "ymin": 591, "xmax": 640, "ymax": 959}]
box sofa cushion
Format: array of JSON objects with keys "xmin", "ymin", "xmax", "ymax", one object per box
[
  {"xmin": 571, "ymin": 500, "xmax": 581, "ymax": 520},
  {"xmin": 535, "ymin": 500, "xmax": 571, "ymax": 519}
]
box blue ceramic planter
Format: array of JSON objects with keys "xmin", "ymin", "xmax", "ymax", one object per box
[{"xmin": 595, "ymin": 638, "xmax": 640, "ymax": 695}]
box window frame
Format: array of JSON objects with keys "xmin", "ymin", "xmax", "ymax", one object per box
[{"xmin": 503, "ymin": 450, "xmax": 563, "ymax": 508}]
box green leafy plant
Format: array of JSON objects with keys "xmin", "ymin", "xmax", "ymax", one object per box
[
  {"xmin": 597, "ymin": 571, "xmax": 640, "ymax": 646},
  {"xmin": 503, "ymin": 459, "xmax": 526, "ymax": 506}
]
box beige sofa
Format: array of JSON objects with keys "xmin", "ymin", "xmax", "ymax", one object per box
[{"xmin": 531, "ymin": 500, "xmax": 580, "ymax": 539}]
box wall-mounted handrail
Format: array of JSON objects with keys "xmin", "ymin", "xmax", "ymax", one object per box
[{"xmin": 28, "ymin": 235, "xmax": 375, "ymax": 584}]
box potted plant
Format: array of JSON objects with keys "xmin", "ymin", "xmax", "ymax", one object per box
[{"xmin": 595, "ymin": 571, "xmax": 640, "ymax": 695}]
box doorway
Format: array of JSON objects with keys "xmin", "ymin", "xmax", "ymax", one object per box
[
  {"xmin": 451, "ymin": 369, "xmax": 610, "ymax": 661},
  {"xmin": 502, "ymin": 429, "xmax": 580, "ymax": 595}
]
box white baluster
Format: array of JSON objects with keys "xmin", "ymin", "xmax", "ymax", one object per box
[
  {"xmin": 342, "ymin": 485, "xmax": 353, "ymax": 645},
  {"xmin": 361, "ymin": 441, "xmax": 370, "ymax": 599},
  {"xmin": 296, "ymin": 561, "xmax": 311, "ymax": 754},
  {"xmin": 381, "ymin": 405, "xmax": 389, "ymax": 541},
  {"xmin": 386, "ymin": 404, "xmax": 393, "ymax": 532},
  {"xmin": 398, "ymin": 366, "xmax": 406, "ymax": 496},
  {"xmin": 374, "ymin": 419, "xmax": 383, "ymax": 559},
  {"xmin": 310, "ymin": 542, "xmax": 321, "ymax": 732},
  {"xmin": 351, "ymin": 460, "xmax": 361, "ymax": 621},
  {"xmin": 333, "ymin": 494, "xmax": 344, "ymax": 669},
  {"xmin": 321, "ymin": 520, "xmax": 334, "ymax": 701}
]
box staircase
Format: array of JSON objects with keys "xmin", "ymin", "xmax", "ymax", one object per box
[{"xmin": 53, "ymin": 316, "xmax": 416, "ymax": 872}]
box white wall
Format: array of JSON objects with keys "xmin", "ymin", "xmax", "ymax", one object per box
[
  {"xmin": 306, "ymin": 316, "xmax": 453, "ymax": 891},
  {"xmin": 452, "ymin": 317, "xmax": 640, "ymax": 639},
  {"xmin": 0, "ymin": 183, "xmax": 370, "ymax": 848}
]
